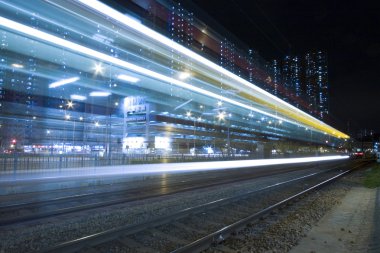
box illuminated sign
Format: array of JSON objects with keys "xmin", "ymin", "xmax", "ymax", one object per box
[{"xmin": 124, "ymin": 96, "xmax": 147, "ymax": 113}]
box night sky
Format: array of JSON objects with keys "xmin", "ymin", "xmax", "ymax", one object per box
[{"xmin": 190, "ymin": 0, "xmax": 380, "ymax": 136}]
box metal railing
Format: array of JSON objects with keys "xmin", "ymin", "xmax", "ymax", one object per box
[{"xmin": 0, "ymin": 151, "xmax": 340, "ymax": 175}]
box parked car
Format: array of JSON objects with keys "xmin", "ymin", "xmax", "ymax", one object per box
[{"xmin": 350, "ymin": 151, "xmax": 364, "ymax": 159}]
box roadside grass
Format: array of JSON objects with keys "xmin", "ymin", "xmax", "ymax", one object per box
[{"xmin": 363, "ymin": 164, "xmax": 380, "ymax": 188}]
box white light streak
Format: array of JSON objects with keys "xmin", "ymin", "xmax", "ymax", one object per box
[
  {"xmin": 0, "ymin": 17, "xmax": 289, "ymax": 124},
  {"xmin": 89, "ymin": 91, "xmax": 111, "ymax": 97},
  {"xmin": 0, "ymin": 15, "xmax": 347, "ymax": 138},
  {"xmin": 117, "ymin": 74, "xmax": 139, "ymax": 83},
  {"xmin": 74, "ymin": 0, "xmax": 348, "ymax": 139},
  {"xmin": 3, "ymin": 156, "xmax": 349, "ymax": 181},
  {"xmin": 11, "ymin": 63, "xmax": 24, "ymax": 68},
  {"xmin": 70, "ymin": 94, "xmax": 87, "ymax": 101},
  {"xmin": 49, "ymin": 77, "xmax": 80, "ymax": 88}
]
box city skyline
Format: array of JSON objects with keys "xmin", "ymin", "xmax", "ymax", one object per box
[
  {"xmin": 111, "ymin": 0, "xmax": 329, "ymax": 121},
  {"xmin": 191, "ymin": 0, "xmax": 380, "ymax": 136}
]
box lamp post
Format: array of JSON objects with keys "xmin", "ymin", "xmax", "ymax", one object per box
[
  {"xmin": 186, "ymin": 111, "xmax": 197, "ymax": 155},
  {"xmin": 72, "ymin": 118, "xmax": 76, "ymax": 149},
  {"xmin": 193, "ymin": 117, "xmax": 196, "ymax": 152},
  {"xmin": 217, "ymin": 111, "xmax": 231, "ymax": 157},
  {"xmin": 47, "ymin": 130, "xmax": 53, "ymax": 154}
]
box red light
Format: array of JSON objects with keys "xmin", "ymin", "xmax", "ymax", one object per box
[{"xmin": 11, "ymin": 139, "xmax": 16, "ymax": 144}]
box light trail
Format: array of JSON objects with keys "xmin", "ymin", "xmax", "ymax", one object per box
[
  {"xmin": 0, "ymin": 1, "xmax": 348, "ymax": 139},
  {"xmin": 1, "ymin": 155, "xmax": 349, "ymax": 182},
  {"xmin": 72, "ymin": 0, "xmax": 349, "ymax": 140},
  {"xmin": 0, "ymin": 16, "xmax": 291, "ymax": 125}
]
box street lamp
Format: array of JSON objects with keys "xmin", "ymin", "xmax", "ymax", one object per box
[
  {"xmin": 217, "ymin": 111, "xmax": 231, "ymax": 157},
  {"xmin": 47, "ymin": 130, "xmax": 53, "ymax": 154}
]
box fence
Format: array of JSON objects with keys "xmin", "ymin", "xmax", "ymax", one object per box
[
  {"xmin": 0, "ymin": 153, "xmax": 251, "ymax": 174},
  {"xmin": 0, "ymin": 151, "xmax": 337, "ymax": 175}
]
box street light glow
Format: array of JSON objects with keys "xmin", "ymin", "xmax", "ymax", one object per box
[
  {"xmin": 67, "ymin": 101, "xmax": 74, "ymax": 108},
  {"xmin": 94, "ymin": 63, "xmax": 103, "ymax": 74},
  {"xmin": 217, "ymin": 111, "xmax": 226, "ymax": 120},
  {"xmin": 178, "ymin": 72, "xmax": 191, "ymax": 80}
]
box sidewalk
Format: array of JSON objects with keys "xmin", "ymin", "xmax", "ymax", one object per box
[{"xmin": 290, "ymin": 186, "xmax": 379, "ymax": 253}]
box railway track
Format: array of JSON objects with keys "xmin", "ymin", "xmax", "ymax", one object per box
[
  {"xmin": 36, "ymin": 161, "xmax": 369, "ymax": 253},
  {"xmin": 0, "ymin": 162, "xmax": 343, "ymax": 226}
]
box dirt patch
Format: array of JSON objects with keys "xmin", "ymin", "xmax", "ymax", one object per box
[{"xmin": 289, "ymin": 185, "xmax": 376, "ymax": 253}]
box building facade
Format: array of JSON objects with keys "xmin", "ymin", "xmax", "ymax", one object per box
[
  {"xmin": 268, "ymin": 51, "xmax": 329, "ymax": 119},
  {"xmin": 305, "ymin": 51, "xmax": 329, "ymax": 119}
]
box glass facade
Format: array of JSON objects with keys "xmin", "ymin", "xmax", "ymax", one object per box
[{"xmin": 0, "ymin": 1, "xmax": 347, "ymax": 162}]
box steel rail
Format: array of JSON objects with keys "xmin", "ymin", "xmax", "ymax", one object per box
[
  {"xmin": 38, "ymin": 165, "xmax": 346, "ymax": 253},
  {"xmin": 0, "ymin": 162, "xmax": 329, "ymax": 226},
  {"xmin": 171, "ymin": 163, "xmax": 367, "ymax": 253}
]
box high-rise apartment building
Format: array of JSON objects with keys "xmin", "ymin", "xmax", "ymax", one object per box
[
  {"xmin": 220, "ymin": 38, "xmax": 236, "ymax": 75},
  {"xmin": 268, "ymin": 51, "xmax": 329, "ymax": 119},
  {"xmin": 305, "ymin": 51, "xmax": 329, "ymax": 119},
  {"xmin": 266, "ymin": 59, "xmax": 280, "ymax": 97},
  {"xmin": 169, "ymin": 1, "xmax": 194, "ymax": 73},
  {"xmin": 291, "ymin": 56, "xmax": 302, "ymax": 101}
]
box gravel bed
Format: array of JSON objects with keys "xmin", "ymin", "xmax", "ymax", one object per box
[
  {"xmin": 210, "ymin": 172, "xmax": 360, "ymax": 253},
  {"xmin": 129, "ymin": 231, "xmax": 174, "ymax": 252},
  {"xmin": 0, "ymin": 167, "xmax": 333, "ymax": 252},
  {"xmin": 97, "ymin": 174, "xmax": 327, "ymax": 252},
  {"xmin": 93, "ymin": 240, "xmax": 133, "ymax": 253},
  {"xmin": 157, "ymin": 223, "xmax": 195, "ymax": 241}
]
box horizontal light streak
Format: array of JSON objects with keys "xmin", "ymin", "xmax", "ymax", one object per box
[
  {"xmin": 2, "ymin": 156, "xmax": 349, "ymax": 181},
  {"xmin": 117, "ymin": 74, "xmax": 139, "ymax": 83},
  {"xmin": 70, "ymin": 94, "xmax": 87, "ymax": 101},
  {"xmin": 75, "ymin": 0, "xmax": 348, "ymax": 139},
  {"xmin": 139, "ymin": 155, "xmax": 350, "ymax": 173},
  {"xmin": 49, "ymin": 76, "xmax": 79, "ymax": 88},
  {"xmin": 89, "ymin": 91, "xmax": 111, "ymax": 97},
  {"xmin": 11, "ymin": 63, "xmax": 24, "ymax": 68}
]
